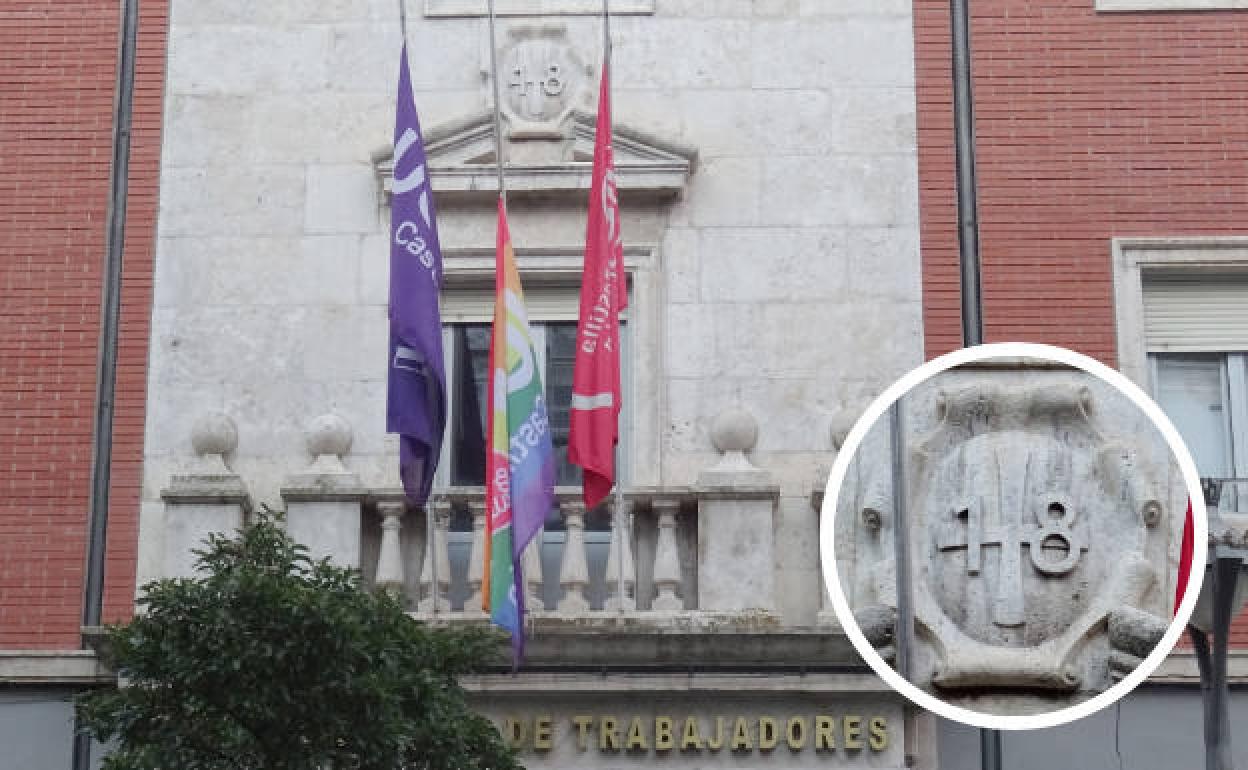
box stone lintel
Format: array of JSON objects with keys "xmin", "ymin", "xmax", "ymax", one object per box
[
  {"xmin": 371, "ymin": 486, "xmax": 703, "ymax": 509},
  {"xmin": 461, "ymin": 671, "xmax": 894, "ymax": 695},
  {"xmin": 0, "ymin": 651, "xmax": 113, "ymax": 685},
  {"xmin": 161, "ymin": 474, "xmax": 252, "ymax": 513},
  {"xmin": 280, "ymin": 480, "xmax": 368, "ymax": 503},
  {"xmin": 408, "ymin": 614, "xmax": 862, "ymax": 669},
  {"xmin": 426, "ymin": 164, "xmax": 691, "ymax": 203},
  {"xmin": 694, "ymin": 482, "xmax": 780, "ymax": 502}
]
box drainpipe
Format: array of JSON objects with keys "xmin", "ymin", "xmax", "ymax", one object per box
[
  {"xmin": 72, "ymin": 0, "xmax": 140, "ymax": 766},
  {"xmin": 949, "ymin": 0, "xmax": 998, "ymax": 767},
  {"xmin": 952, "ymin": 0, "xmax": 983, "ymax": 349}
]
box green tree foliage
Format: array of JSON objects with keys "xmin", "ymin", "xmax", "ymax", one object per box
[{"xmin": 76, "ymin": 510, "xmax": 521, "ymax": 770}]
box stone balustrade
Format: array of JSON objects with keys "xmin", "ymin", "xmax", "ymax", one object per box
[
  {"xmin": 161, "ymin": 408, "xmax": 782, "ymax": 624},
  {"xmin": 397, "ymin": 487, "xmax": 698, "ymax": 619}
]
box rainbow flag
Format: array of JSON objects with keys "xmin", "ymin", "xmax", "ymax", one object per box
[{"xmin": 483, "ymin": 196, "xmax": 556, "ymax": 663}]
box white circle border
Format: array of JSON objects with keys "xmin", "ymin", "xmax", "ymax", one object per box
[{"xmin": 818, "ymin": 342, "xmax": 1209, "ymax": 731}]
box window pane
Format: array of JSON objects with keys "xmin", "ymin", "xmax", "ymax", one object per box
[
  {"xmin": 545, "ymin": 322, "xmax": 579, "ymax": 487},
  {"xmin": 1154, "ymin": 355, "xmax": 1231, "ymax": 478},
  {"xmin": 449, "ymin": 321, "xmax": 581, "ymax": 492},
  {"xmin": 449, "ymin": 320, "xmax": 619, "ymax": 516},
  {"xmin": 450, "ymin": 325, "xmax": 490, "ymax": 486}
]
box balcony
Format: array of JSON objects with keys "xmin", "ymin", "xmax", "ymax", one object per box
[
  {"xmin": 364, "ymin": 486, "xmax": 699, "ymax": 620},
  {"xmin": 158, "ymin": 410, "xmax": 796, "ymax": 632}
]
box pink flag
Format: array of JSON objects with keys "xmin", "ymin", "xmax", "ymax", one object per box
[{"xmin": 569, "ymin": 61, "xmax": 627, "ymax": 511}]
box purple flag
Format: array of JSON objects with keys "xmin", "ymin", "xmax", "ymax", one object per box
[{"xmin": 387, "ymin": 44, "xmax": 446, "ymax": 506}]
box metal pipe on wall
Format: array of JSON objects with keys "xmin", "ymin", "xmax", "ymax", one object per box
[
  {"xmin": 951, "ymin": 0, "xmax": 983, "ymax": 349},
  {"xmin": 72, "ymin": 0, "xmax": 140, "ymax": 766},
  {"xmin": 890, "ymin": 401, "xmax": 914, "ymax": 681},
  {"xmin": 949, "ymin": 0, "xmax": 996, "ymax": 767}
]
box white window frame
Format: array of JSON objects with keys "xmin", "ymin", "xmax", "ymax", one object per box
[
  {"xmin": 1148, "ymin": 352, "xmax": 1248, "ymax": 510},
  {"xmin": 436, "ymin": 318, "xmax": 633, "ymax": 488},
  {"xmin": 430, "ymin": 246, "xmax": 653, "ymax": 491},
  {"xmin": 1096, "ymin": 0, "xmax": 1248, "ymax": 11},
  {"xmin": 1115, "ymin": 236, "xmax": 1248, "ymax": 510},
  {"xmin": 1112, "ymin": 236, "xmax": 1248, "ymax": 387},
  {"xmin": 432, "ymin": 256, "xmax": 643, "ymax": 612}
]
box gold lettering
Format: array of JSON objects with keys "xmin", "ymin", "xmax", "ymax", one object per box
[
  {"xmin": 731, "ymin": 717, "xmax": 752, "ymax": 751},
  {"xmin": 786, "ymin": 716, "xmax": 807, "ymax": 750},
  {"xmin": 815, "ymin": 716, "xmax": 836, "ymax": 750},
  {"xmin": 553, "ymin": 711, "xmax": 883, "ymax": 754},
  {"xmin": 758, "ymin": 717, "xmax": 778, "ymax": 751},
  {"xmin": 600, "ymin": 717, "xmax": 620, "ymax": 751},
  {"xmin": 681, "ymin": 716, "xmax": 704, "ymax": 751},
  {"xmin": 844, "ymin": 716, "xmax": 863, "ymax": 750},
  {"xmin": 533, "ymin": 716, "xmax": 552, "ymax": 751},
  {"xmin": 655, "ymin": 717, "xmax": 674, "ymax": 750},
  {"xmin": 626, "ymin": 717, "xmax": 648, "ymax": 751},
  {"xmin": 706, "ymin": 717, "xmax": 726, "ymax": 751},
  {"xmin": 869, "ymin": 716, "xmax": 889, "ymax": 751},
  {"xmin": 504, "ymin": 717, "xmax": 526, "ymax": 750},
  {"xmin": 573, "ymin": 715, "xmax": 593, "ymax": 751}
]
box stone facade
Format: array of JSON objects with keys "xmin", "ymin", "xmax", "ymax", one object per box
[
  {"xmin": 138, "ymin": 1, "xmax": 926, "ymax": 768},
  {"xmin": 140, "ymin": 0, "xmax": 924, "ymax": 625}
]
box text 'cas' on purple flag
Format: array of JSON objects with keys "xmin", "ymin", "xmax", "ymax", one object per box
[{"xmin": 387, "ymin": 43, "xmax": 447, "ymax": 506}]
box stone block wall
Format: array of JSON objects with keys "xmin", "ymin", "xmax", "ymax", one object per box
[{"xmin": 141, "ymin": 0, "xmax": 925, "ymax": 627}]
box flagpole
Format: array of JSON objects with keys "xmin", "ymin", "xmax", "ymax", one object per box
[
  {"xmin": 394, "ymin": 0, "xmax": 436, "ymax": 619},
  {"xmin": 485, "ymin": 0, "xmax": 517, "ymax": 640},
  {"xmin": 600, "ymin": 0, "xmax": 627, "ymax": 618},
  {"xmin": 487, "ymin": 0, "xmax": 507, "ymax": 209}
]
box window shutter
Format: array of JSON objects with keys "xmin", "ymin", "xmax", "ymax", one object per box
[{"xmin": 1142, "ymin": 275, "xmax": 1248, "ymax": 353}]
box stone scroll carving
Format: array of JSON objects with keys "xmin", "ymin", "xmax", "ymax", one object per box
[{"xmin": 836, "ymin": 371, "xmax": 1178, "ymax": 710}]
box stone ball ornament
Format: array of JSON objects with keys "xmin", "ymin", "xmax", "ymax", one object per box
[
  {"xmin": 819, "ymin": 342, "xmax": 1208, "ymax": 730},
  {"xmin": 710, "ymin": 406, "xmax": 759, "ymax": 454},
  {"xmin": 190, "ymin": 412, "xmax": 238, "ymax": 458},
  {"xmin": 305, "ymin": 413, "xmax": 353, "ymax": 459}
]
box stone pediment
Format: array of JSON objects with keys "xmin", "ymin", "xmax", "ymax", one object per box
[{"xmin": 372, "ymin": 108, "xmax": 696, "ymax": 202}]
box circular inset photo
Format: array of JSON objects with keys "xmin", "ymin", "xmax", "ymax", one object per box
[{"xmin": 820, "ymin": 342, "xmax": 1207, "ymax": 730}]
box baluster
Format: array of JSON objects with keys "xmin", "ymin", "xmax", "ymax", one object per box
[
  {"xmin": 557, "ymin": 500, "xmax": 590, "ymax": 614},
  {"xmin": 464, "ymin": 500, "xmax": 486, "ymax": 614},
  {"xmin": 374, "ymin": 501, "xmax": 406, "ymax": 593},
  {"xmin": 651, "ymin": 498, "xmax": 683, "ymax": 611},
  {"xmin": 418, "ymin": 500, "xmax": 451, "ymax": 613},
  {"xmin": 522, "ymin": 527, "xmax": 545, "ymax": 613},
  {"xmin": 604, "ymin": 497, "xmax": 636, "ymax": 611}
]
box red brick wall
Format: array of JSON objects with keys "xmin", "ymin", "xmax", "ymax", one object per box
[
  {"xmin": 914, "ymin": 0, "xmax": 1248, "ymax": 644},
  {"xmin": 0, "ymin": 0, "xmax": 166, "ymax": 649},
  {"xmin": 916, "ymin": 0, "xmax": 1248, "ymax": 363}
]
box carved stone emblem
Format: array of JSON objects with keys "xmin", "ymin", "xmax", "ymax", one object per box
[
  {"xmin": 836, "ymin": 370, "xmax": 1178, "ymax": 711},
  {"xmin": 496, "ymin": 26, "xmax": 589, "ymax": 134}
]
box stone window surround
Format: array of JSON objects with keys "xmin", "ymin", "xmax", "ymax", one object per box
[
  {"xmin": 432, "ymin": 246, "xmax": 655, "ymax": 489},
  {"xmin": 1112, "ymin": 236, "xmax": 1248, "ymax": 389},
  {"xmin": 1096, "ymin": 0, "xmax": 1248, "ymax": 11},
  {"xmin": 424, "ymin": 0, "xmax": 654, "ymax": 17}
]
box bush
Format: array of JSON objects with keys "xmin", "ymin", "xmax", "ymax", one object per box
[{"xmin": 76, "ymin": 510, "xmax": 520, "ymax": 770}]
